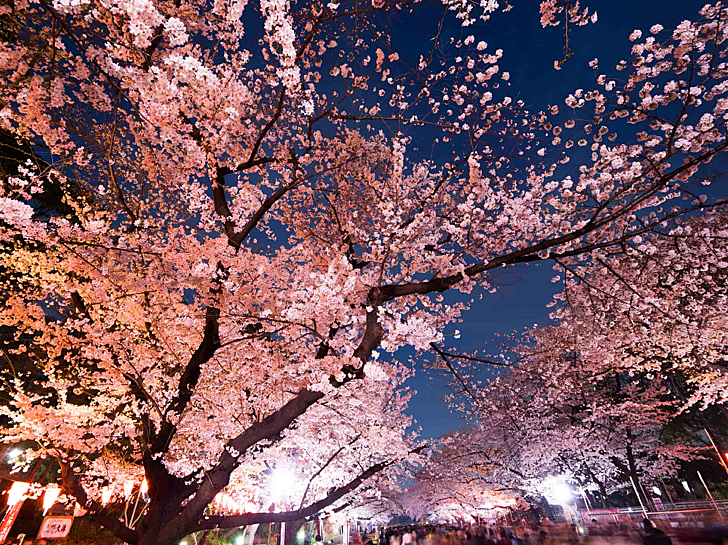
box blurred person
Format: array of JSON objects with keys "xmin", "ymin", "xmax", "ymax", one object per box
[
  {"xmin": 642, "ymin": 520, "xmax": 671, "ymax": 545},
  {"xmin": 497, "ymin": 529, "xmax": 511, "ymax": 545}
]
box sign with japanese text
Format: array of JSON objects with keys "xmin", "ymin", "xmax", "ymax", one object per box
[{"xmin": 38, "ymin": 516, "xmax": 74, "ymax": 539}]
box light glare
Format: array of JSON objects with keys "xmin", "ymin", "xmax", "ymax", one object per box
[
  {"xmin": 271, "ymin": 469, "xmax": 294, "ymax": 501},
  {"xmin": 549, "ymin": 482, "xmax": 572, "ymax": 505},
  {"xmin": 101, "ymin": 485, "xmax": 114, "ymax": 505}
]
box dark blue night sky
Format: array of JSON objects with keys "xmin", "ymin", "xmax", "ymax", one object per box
[{"xmin": 399, "ymin": 0, "xmax": 712, "ymax": 441}]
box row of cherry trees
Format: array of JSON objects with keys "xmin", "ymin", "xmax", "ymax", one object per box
[
  {"xmin": 411, "ymin": 197, "xmax": 728, "ymax": 515},
  {"xmin": 404, "ymin": 1, "xmax": 728, "ymax": 517},
  {"xmin": 0, "ymin": 0, "xmax": 727, "ymax": 541}
]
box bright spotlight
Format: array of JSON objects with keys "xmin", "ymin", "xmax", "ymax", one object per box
[
  {"xmin": 681, "ymin": 480, "xmax": 691, "ymax": 493},
  {"xmin": 297, "ymin": 528, "xmax": 306, "ymax": 543},
  {"xmin": 549, "ymin": 482, "xmax": 572, "ymax": 505},
  {"xmin": 270, "ymin": 468, "xmax": 294, "ymax": 501},
  {"xmin": 236, "ymin": 536, "xmax": 245, "ymax": 545},
  {"xmin": 652, "ymin": 486, "xmax": 661, "ymax": 496},
  {"xmin": 7, "ymin": 448, "xmax": 21, "ymax": 459}
]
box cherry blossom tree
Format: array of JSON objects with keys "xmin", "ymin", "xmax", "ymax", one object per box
[
  {"xmin": 427, "ymin": 217, "xmax": 728, "ymax": 512},
  {"xmin": 0, "ymin": 0, "xmax": 727, "ymax": 544},
  {"xmin": 548, "ymin": 210, "xmax": 728, "ymax": 410},
  {"xmin": 426, "ymin": 339, "xmax": 699, "ymax": 511},
  {"xmin": 401, "ymin": 433, "xmax": 521, "ymax": 523}
]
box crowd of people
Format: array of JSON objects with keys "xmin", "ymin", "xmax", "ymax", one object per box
[{"xmin": 369, "ymin": 518, "xmax": 727, "ymax": 545}]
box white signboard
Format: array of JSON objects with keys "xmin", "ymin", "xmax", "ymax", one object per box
[{"xmin": 38, "ymin": 516, "xmax": 74, "ymax": 539}]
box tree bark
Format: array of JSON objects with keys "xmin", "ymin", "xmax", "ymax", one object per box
[
  {"xmin": 625, "ymin": 429, "xmax": 652, "ymax": 512},
  {"xmin": 285, "ymin": 519, "xmax": 305, "ymax": 545}
]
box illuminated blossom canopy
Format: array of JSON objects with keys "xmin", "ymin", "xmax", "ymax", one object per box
[{"xmin": 0, "ymin": 0, "xmax": 727, "ymax": 542}]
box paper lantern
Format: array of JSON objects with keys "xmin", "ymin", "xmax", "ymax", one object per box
[
  {"xmin": 43, "ymin": 486, "xmax": 61, "ymax": 513},
  {"xmin": 101, "ymin": 485, "xmax": 114, "ymax": 505},
  {"xmin": 7, "ymin": 482, "xmax": 30, "ymax": 506}
]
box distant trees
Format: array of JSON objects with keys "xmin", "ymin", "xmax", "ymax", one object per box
[{"xmin": 427, "ymin": 212, "xmax": 728, "ymax": 510}]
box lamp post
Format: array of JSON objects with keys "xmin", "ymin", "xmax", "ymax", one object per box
[
  {"xmin": 697, "ymin": 471, "xmax": 724, "ymax": 523},
  {"xmin": 549, "ymin": 481, "xmax": 574, "ymax": 524}
]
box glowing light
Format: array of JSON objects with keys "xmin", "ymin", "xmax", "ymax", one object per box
[
  {"xmin": 271, "ymin": 468, "xmax": 294, "ymax": 501},
  {"xmin": 43, "ymin": 486, "xmax": 61, "ymax": 513},
  {"xmin": 548, "ymin": 481, "xmax": 572, "ymax": 505},
  {"xmin": 297, "ymin": 528, "xmax": 306, "ymax": 543},
  {"xmin": 652, "ymin": 486, "xmax": 661, "ymax": 496},
  {"xmin": 140, "ymin": 479, "xmax": 148, "ymax": 495},
  {"xmin": 7, "ymin": 448, "xmax": 22, "ymax": 459},
  {"xmin": 681, "ymin": 481, "xmax": 691, "ymax": 493},
  {"xmin": 7, "ymin": 482, "xmax": 30, "ymax": 506},
  {"xmin": 236, "ymin": 536, "xmax": 245, "ymax": 545},
  {"xmin": 123, "ymin": 480, "xmax": 134, "ymax": 497},
  {"xmin": 102, "ymin": 485, "xmax": 114, "ymax": 505}
]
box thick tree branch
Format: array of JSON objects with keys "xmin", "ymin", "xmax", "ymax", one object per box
[
  {"xmin": 152, "ymin": 306, "xmax": 221, "ymax": 454},
  {"xmin": 158, "ymin": 388, "xmax": 325, "ymax": 541},
  {"xmin": 379, "ymin": 139, "xmax": 728, "ymax": 302},
  {"xmin": 228, "ymin": 176, "xmax": 299, "ymax": 249}
]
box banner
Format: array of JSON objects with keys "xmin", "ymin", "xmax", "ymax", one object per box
[{"xmin": 0, "ymin": 500, "xmax": 25, "ymax": 543}]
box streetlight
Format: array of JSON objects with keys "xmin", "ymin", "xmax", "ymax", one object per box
[
  {"xmin": 270, "ymin": 469, "xmax": 295, "ymax": 545},
  {"xmin": 544, "ymin": 478, "xmax": 574, "ymax": 524},
  {"xmin": 270, "ymin": 469, "xmax": 294, "ymax": 502},
  {"xmin": 549, "ymin": 482, "xmax": 573, "ymax": 505}
]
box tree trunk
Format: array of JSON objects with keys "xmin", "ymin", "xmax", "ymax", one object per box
[
  {"xmin": 245, "ymin": 524, "xmax": 261, "ymax": 545},
  {"xmin": 285, "ymin": 519, "xmax": 305, "ymax": 545},
  {"xmin": 581, "ymin": 459, "xmax": 614, "ymax": 508},
  {"xmin": 625, "ymin": 430, "xmax": 652, "ymax": 511}
]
